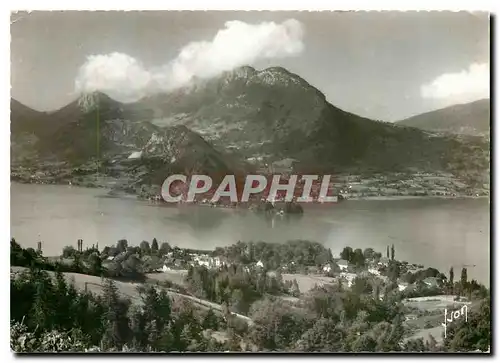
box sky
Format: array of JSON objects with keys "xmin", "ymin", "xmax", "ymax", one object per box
[{"xmin": 10, "ymin": 11, "xmax": 490, "ymax": 121}]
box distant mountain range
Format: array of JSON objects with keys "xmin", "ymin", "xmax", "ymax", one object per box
[
  {"xmin": 397, "ymin": 99, "xmax": 490, "ymax": 137},
  {"xmin": 10, "ymin": 66, "xmax": 490, "ymax": 188}
]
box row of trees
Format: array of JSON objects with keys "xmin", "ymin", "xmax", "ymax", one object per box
[
  {"xmin": 12, "ymin": 239, "xmax": 145, "ymax": 282},
  {"xmin": 185, "ymin": 265, "xmax": 300, "ymax": 315},
  {"xmin": 448, "ymin": 267, "xmax": 488, "ymax": 300},
  {"xmin": 214, "ymin": 240, "xmax": 334, "ymax": 270},
  {"xmin": 11, "ymin": 267, "xmax": 230, "ymax": 352}
]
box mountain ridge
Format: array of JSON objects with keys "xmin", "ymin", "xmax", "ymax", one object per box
[
  {"xmin": 397, "ymin": 99, "xmax": 490, "ymax": 136},
  {"xmin": 10, "ymin": 66, "xmax": 490, "ymax": 190}
]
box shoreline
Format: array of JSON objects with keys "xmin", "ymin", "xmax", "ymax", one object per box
[
  {"xmin": 345, "ymin": 195, "xmax": 489, "ymax": 202},
  {"xmin": 12, "ymin": 180, "xmax": 488, "ymax": 204}
]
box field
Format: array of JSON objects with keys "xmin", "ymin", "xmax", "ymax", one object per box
[
  {"xmin": 282, "ymin": 273, "xmax": 336, "ymax": 293},
  {"xmin": 146, "ymin": 269, "xmax": 188, "ymax": 287}
]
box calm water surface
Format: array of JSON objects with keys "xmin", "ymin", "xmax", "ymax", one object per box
[{"xmin": 10, "ymin": 183, "xmax": 490, "ymax": 285}]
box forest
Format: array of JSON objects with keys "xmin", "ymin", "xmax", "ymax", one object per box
[{"xmin": 10, "ymin": 238, "xmax": 491, "ymax": 352}]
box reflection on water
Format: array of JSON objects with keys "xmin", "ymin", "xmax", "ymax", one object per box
[
  {"xmin": 255, "ymin": 211, "xmax": 304, "ymax": 229},
  {"xmin": 10, "ymin": 183, "xmax": 490, "ymax": 285},
  {"xmin": 165, "ymin": 207, "xmax": 229, "ymax": 232}
]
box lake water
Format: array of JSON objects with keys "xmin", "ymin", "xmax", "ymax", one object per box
[{"xmin": 10, "ymin": 183, "xmax": 490, "ymax": 285}]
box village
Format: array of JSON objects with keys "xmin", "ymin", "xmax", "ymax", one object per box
[
  {"xmin": 155, "ymin": 249, "xmax": 438, "ymax": 292},
  {"xmin": 15, "ymin": 236, "xmax": 487, "ymax": 349}
]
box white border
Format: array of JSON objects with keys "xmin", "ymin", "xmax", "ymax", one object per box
[
  {"xmin": 4, "ymin": 1, "xmax": 500, "ymax": 11},
  {"xmin": 4, "ymin": 1, "xmax": 498, "ymax": 362}
]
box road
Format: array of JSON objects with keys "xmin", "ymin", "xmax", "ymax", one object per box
[{"xmin": 11, "ymin": 266, "xmax": 254, "ymax": 326}]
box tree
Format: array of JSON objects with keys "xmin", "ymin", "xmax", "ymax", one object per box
[
  {"xmin": 202, "ymin": 309, "xmax": 219, "ymax": 331},
  {"xmin": 327, "ymin": 248, "xmax": 334, "ymax": 262},
  {"xmin": 159, "ymin": 242, "xmax": 171, "ymax": 256},
  {"xmin": 352, "ymin": 249, "xmax": 365, "ymax": 267},
  {"xmin": 351, "ymin": 334, "xmax": 377, "ymax": 352},
  {"xmin": 291, "ymin": 279, "xmax": 301, "ymax": 297},
  {"xmin": 444, "ymin": 297, "xmax": 490, "ymax": 352},
  {"xmin": 129, "ymin": 306, "xmax": 147, "ymax": 350},
  {"xmin": 71, "ymin": 253, "xmax": 83, "ymax": 272},
  {"xmin": 386, "ymin": 246, "xmax": 390, "ymax": 259},
  {"xmin": 62, "ymin": 246, "xmax": 77, "ymax": 259},
  {"xmin": 387, "ymin": 261, "xmax": 401, "ymax": 282},
  {"xmin": 139, "ymin": 241, "xmax": 151, "ymax": 255},
  {"xmin": 363, "ymin": 248, "xmax": 375, "ymax": 260},
  {"xmin": 121, "ymin": 254, "xmax": 143, "ymax": 279},
  {"xmin": 390, "ymin": 244, "xmax": 395, "ymax": 261},
  {"xmin": 374, "ymin": 284, "xmax": 381, "ymax": 301},
  {"xmin": 404, "ymin": 338, "xmax": 425, "ymax": 352},
  {"xmin": 340, "ymin": 247, "xmax": 353, "ymax": 262},
  {"xmin": 296, "ymin": 318, "xmax": 345, "ymax": 352},
  {"xmin": 30, "ymin": 270, "xmax": 56, "ymax": 330},
  {"xmin": 352, "ymin": 277, "xmax": 372, "ymax": 295},
  {"xmin": 151, "ymin": 238, "xmax": 159, "ymax": 253},
  {"xmin": 116, "ymin": 239, "xmax": 128, "ymax": 254},
  {"xmin": 249, "ymin": 298, "xmax": 310, "ymax": 351},
  {"xmin": 88, "ymin": 252, "xmax": 103, "ymax": 276},
  {"xmin": 226, "ymin": 330, "xmax": 241, "ymax": 352},
  {"xmin": 460, "ymin": 267, "xmax": 468, "ymax": 291},
  {"xmin": 425, "ymin": 334, "xmax": 440, "ymax": 352},
  {"xmin": 100, "ymin": 279, "xmax": 131, "ymax": 350},
  {"xmin": 449, "ymin": 267, "xmax": 454, "ymax": 294}
]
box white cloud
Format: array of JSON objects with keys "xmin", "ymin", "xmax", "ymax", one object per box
[
  {"xmin": 74, "ymin": 19, "xmax": 304, "ymax": 101},
  {"xmin": 421, "ymin": 62, "xmax": 490, "ymax": 102},
  {"xmin": 75, "ymin": 53, "xmax": 152, "ymax": 102}
]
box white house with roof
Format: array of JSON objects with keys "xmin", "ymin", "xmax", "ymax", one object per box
[
  {"xmin": 423, "ymin": 277, "xmax": 440, "ymax": 288},
  {"xmin": 323, "ymin": 263, "xmax": 332, "ymax": 273},
  {"xmin": 340, "ymin": 272, "xmax": 357, "ymax": 287},
  {"xmin": 368, "ymin": 266, "xmax": 381, "ymax": 276},
  {"xmin": 398, "ymin": 281, "xmax": 410, "ymax": 291},
  {"xmin": 256, "ymin": 260, "xmax": 264, "ymax": 268},
  {"xmin": 378, "ymin": 257, "xmax": 390, "ymax": 267},
  {"xmin": 337, "ymin": 259, "xmax": 349, "ymax": 271}
]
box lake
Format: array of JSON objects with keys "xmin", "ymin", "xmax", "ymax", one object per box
[{"xmin": 10, "ymin": 183, "xmax": 490, "ymax": 285}]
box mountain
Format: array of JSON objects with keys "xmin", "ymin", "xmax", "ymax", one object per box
[
  {"xmin": 10, "ymin": 94, "xmax": 245, "ymax": 185},
  {"xmin": 10, "ymin": 99, "xmax": 47, "ymax": 134},
  {"xmin": 10, "ymin": 100, "xmax": 49, "ymax": 162},
  {"xmin": 131, "ymin": 66, "xmax": 489, "ymax": 175},
  {"xmin": 397, "ymin": 99, "xmax": 490, "ymax": 136},
  {"xmin": 11, "ymin": 67, "xmax": 489, "ymax": 185}
]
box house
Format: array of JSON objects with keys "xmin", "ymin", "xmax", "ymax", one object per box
[
  {"xmin": 368, "ymin": 267, "xmax": 381, "ymax": 276},
  {"xmin": 323, "ymin": 263, "xmax": 332, "ymax": 273},
  {"xmin": 337, "ymin": 259, "xmax": 349, "ymax": 271},
  {"xmin": 256, "ymin": 260, "xmax": 264, "ymax": 268},
  {"xmin": 162, "ymin": 264, "xmax": 171, "ymax": 272},
  {"xmin": 340, "ymin": 272, "xmax": 357, "ymax": 287},
  {"xmin": 378, "ymin": 257, "xmax": 390, "ymax": 267},
  {"xmin": 197, "ymin": 260, "xmax": 211, "ymax": 268},
  {"xmin": 211, "ymin": 256, "xmax": 222, "ymax": 268},
  {"xmin": 398, "ymin": 281, "xmax": 409, "ymax": 291}
]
